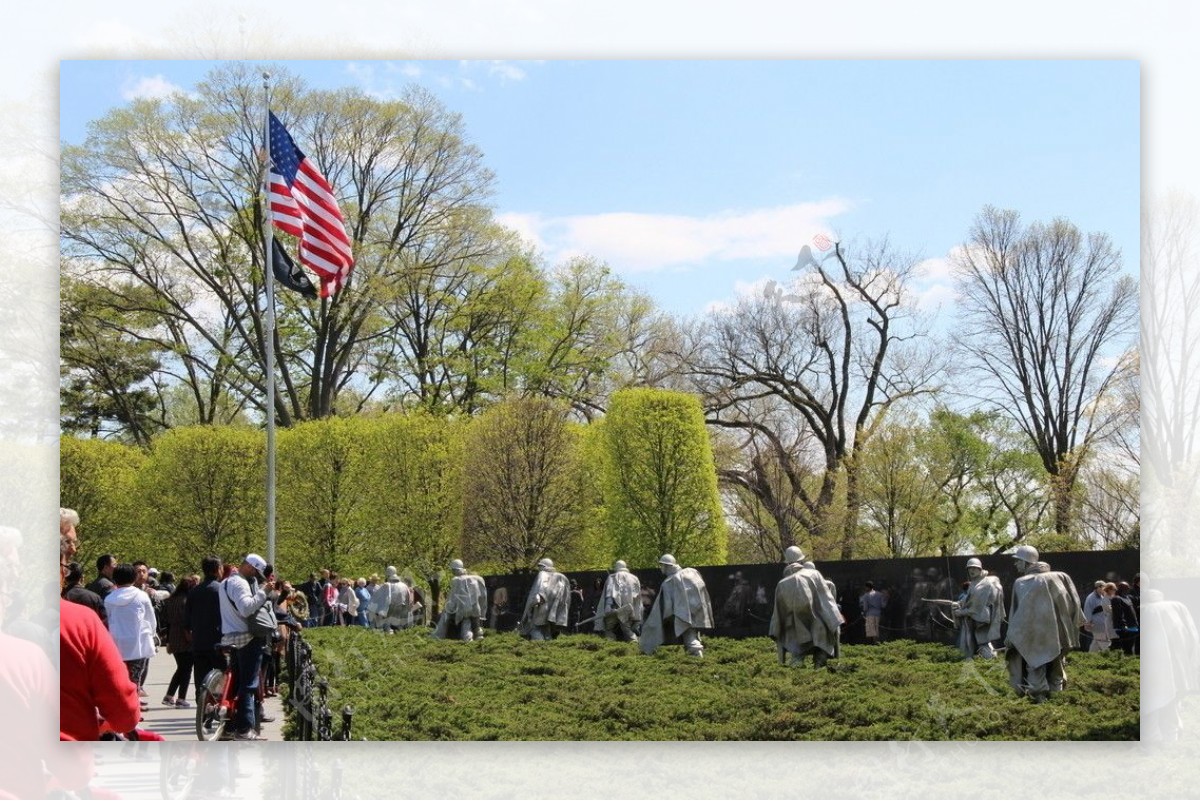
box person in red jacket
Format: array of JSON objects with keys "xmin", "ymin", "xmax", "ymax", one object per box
[
  {"xmin": 59, "ymin": 597, "xmax": 141, "ymax": 740},
  {"xmin": 0, "ymin": 579, "xmax": 59, "ymax": 797}
]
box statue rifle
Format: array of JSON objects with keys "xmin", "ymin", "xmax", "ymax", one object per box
[{"xmin": 575, "ymin": 602, "xmax": 633, "ymax": 631}]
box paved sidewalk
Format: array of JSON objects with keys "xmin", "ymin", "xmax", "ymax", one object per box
[{"xmin": 139, "ymin": 647, "xmax": 285, "ymax": 741}]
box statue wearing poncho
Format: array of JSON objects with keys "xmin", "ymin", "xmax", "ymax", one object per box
[
  {"xmin": 639, "ymin": 555, "xmax": 714, "ymax": 657},
  {"xmin": 433, "ymin": 560, "xmax": 487, "ymax": 641},
  {"xmin": 952, "ymin": 558, "xmax": 1005, "ymax": 659},
  {"xmin": 595, "ymin": 560, "xmax": 643, "ymax": 641},
  {"xmin": 368, "ymin": 566, "xmax": 412, "ymax": 633},
  {"xmin": 769, "ymin": 547, "xmax": 843, "ymax": 668},
  {"xmin": 519, "ymin": 558, "xmax": 571, "ymax": 641},
  {"xmin": 1004, "ymin": 546, "xmax": 1084, "ymax": 702}
]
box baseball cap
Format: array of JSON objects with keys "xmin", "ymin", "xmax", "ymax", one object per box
[{"xmin": 244, "ymin": 553, "xmax": 267, "ymax": 577}]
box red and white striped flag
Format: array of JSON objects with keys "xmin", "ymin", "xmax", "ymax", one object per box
[{"xmin": 268, "ymin": 112, "xmax": 354, "ymax": 298}]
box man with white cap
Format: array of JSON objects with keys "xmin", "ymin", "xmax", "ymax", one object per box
[
  {"xmin": 594, "ymin": 560, "xmax": 642, "ymax": 642},
  {"xmin": 519, "ymin": 558, "xmax": 571, "ymax": 640},
  {"xmin": 434, "ymin": 559, "xmax": 487, "ymax": 641},
  {"xmin": 771, "ymin": 546, "xmax": 843, "ymax": 667},
  {"xmin": 1004, "ymin": 545, "xmax": 1084, "ymax": 703},
  {"xmin": 217, "ymin": 553, "xmax": 272, "ymax": 739},
  {"xmin": 369, "ymin": 566, "xmax": 413, "ymax": 633},
  {"xmin": 952, "ymin": 557, "xmax": 1005, "ymax": 659},
  {"xmin": 640, "ymin": 554, "xmax": 714, "ymax": 657}
]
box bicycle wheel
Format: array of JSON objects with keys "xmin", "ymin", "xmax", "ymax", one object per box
[{"xmin": 195, "ymin": 688, "xmax": 227, "ymax": 741}]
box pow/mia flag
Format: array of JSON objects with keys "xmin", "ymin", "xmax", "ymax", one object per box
[{"xmin": 272, "ymin": 236, "xmax": 319, "ymax": 299}]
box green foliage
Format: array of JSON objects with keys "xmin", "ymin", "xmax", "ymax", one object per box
[
  {"xmin": 277, "ymin": 417, "xmax": 375, "ymax": 576},
  {"xmin": 855, "ymin": 409, "xmax": 1057, "ymax": 557},
  {"xmin": 133, "ymin": 425, "xmax": 264, "ymax": 570},
  {"xmin": 60, "ymin": 278, "xmax": 167, "ymax": 446},
  {"xmin": 297, "ymin": 630, "xmax": 1138, "ymax": 741},
  {"xmin": 461, "ymin": 397, "xmax": 600, "ymax": 572},
  {"xmin": 356, "ymin": 412, "xmax": 466, "ymax": 580},
  {"xmin": 59, "ymin": 436, "xmax": 146, "ymax": 568},
  {"xmin": 601, "ymin": 389, "xmax": 726, "ymax": 567}
]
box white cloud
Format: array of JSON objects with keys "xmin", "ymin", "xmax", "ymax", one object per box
[
  {"xmin": 916, "ymin": 282, "xmax": 957, "ymax": 312},
  {"xmin": 486, "ymin": 60, "xmax": 527, "ymax": 83},
  {"xmin": 915, "ymin": 255, "xmax": 954, "ymax": 283},
  {"xmin": 120, "ymin": 74, "xmax": 185, "ymax": 101},
  {"xmin": 500, "ymin": 199, "xmax": 851, "ymax": 273},
  {"xmin": 398, "ymin": 63, "xmax": 423, "ymax": 78},
  {"xmin": 494, "ymin": 211, "xmax": 549, "ymax": 253}
]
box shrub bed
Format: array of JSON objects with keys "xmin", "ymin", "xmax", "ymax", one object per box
[{"xmin": 295, "ymin": 627, "xmax": 1138, "ymax": 741}]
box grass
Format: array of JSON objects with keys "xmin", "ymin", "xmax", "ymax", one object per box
[{"xmin": 290, "ymin": 627, "xmax": 1139, "ymax": 741}]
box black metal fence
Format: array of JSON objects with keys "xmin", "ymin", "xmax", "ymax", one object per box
[
  {"xmin": 285, "ymin": 632, "xmax": 356, "ymax": 741},
  {"xmin": 482, "ymin": 549, "xmax": 1139, "ymax": 646}
]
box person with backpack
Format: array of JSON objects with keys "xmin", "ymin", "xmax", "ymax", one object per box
[{"xmin": 217, "ymin": 554, "xmax": 272, "ymax": 740}]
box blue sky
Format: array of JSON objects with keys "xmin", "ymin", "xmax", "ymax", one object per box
[{"xmin": 60, "ymin": 59, "xmax": 1139, "ymax": 317}]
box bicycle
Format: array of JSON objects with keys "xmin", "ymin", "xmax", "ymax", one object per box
[{"xmin": 195, "ymin": 649, "xmax": 263, "ymax": 741}]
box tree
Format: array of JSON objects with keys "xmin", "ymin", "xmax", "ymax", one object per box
[
  {"xmin": 60, "ymin": 65, "xmax": 507, "ymax": 431},
  {"xmin": 519, "ymin": 257, "xmax": 667, "ymax": 421},
  {"xmin": 59, "ymin": 437, "xmax": 146, "ymax": 568},
  {"xmin": 953, "ymin": 207, "xmax": 1138, "ymax": 539},
  {"xmin": 601, "ymin": 388, "xmax": 726, "ymax": 567},
  {"xmin": 60, "ymin": 278, "xmax": 168, "ymax": 446},
  {"xmin": 858, "ymin": 416, "xmax": 940, "ymax": 558},
  {"xmin": 358, "ymin": 412, "xmax": 466, "ymax": 580},
  {"xmin": 461, "ymin": 397, "xmax": 594, "ymax": 571},
  {"xmin": 686, "ymin": 239, "xmax": 940, "ymax": 558},
  {"xmin": 276, "ymin": 416, "xmax": 374, "ymax": 575},
  {"xmin": 134, "ymin": 425, "xmax": 265, "ymax": 569}
]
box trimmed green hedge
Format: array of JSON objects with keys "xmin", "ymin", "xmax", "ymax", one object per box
[{"xmin": 294, "ymin": 628, "xmax": 1138, "ymax": 741}]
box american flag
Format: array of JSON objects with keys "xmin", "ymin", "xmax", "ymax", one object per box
[
  {"xmin": 812, "ymin": 233, "xmax": 834, "ymax": 252},
  {"xmin": 268, "ymin": 112, "xmax": 354, "ymax": 298}
]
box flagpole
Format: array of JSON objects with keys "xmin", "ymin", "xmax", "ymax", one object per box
[{"xmin": 262, "ymin": 71, "xmax": 277, "ymax": 567}]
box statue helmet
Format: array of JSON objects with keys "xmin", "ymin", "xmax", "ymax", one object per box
[
  {"xmin": 536, "ymin": 557, "xmax": 555, "ymax": 571},
  {"xmin": 612, "ymin": 559, "xmax": 628, "ymax": 572},
  {"xmin": 385, "ymin": 565, "xmax": 399, "ymax": 580},
  {"xmin": 657, "ymin": 554, "xmax": 678, "ymax": 567},
  {"xmin": 783, "ymin": 545, "xmax": 806, "ymax": 564},
  {"xmin": 1012, "ymin": 544, "xmax": 1039, "ymax": 564},
  {"xmin": 965, "ymin": 557, "xmax": 983, "ymax": 570},
  {"xmin": 449, "ymin": 559, "xmax": 465, "ymax": 573}
]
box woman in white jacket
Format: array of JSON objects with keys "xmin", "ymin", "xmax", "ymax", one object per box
[{"xmin": 102, "ymin": 563, "xmax": 157, "ymax": 710}]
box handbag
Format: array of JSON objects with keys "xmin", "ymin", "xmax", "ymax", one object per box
[{"xmin": 225, "ymin": 581, "xmax": 277, "ymax": 639}]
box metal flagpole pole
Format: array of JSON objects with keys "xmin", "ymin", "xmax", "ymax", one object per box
[{"xmin": 262, "ymin": 71, "xmax": 277, "ymax": 567}]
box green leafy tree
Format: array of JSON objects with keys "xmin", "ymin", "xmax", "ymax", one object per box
[
  {"xmin": 858, "ymin": 416, "xmax": 940, "ymax": 558},
  {"xmin": 59, "ymin": 436, "xmax": 146, "ymax": 568},
  {"xmin": 277, "ymin": 416, "xmax": 375, "ymax": 576},
  {"xmin": 134, "ymin": 425, "xmax": 265, "ymax": 570},
  {"xmin": 358, "ymin": 412, "xmax": 467, "ymax": 579},
  {"xmin": 601, "ymin": 388, "xmax": 727, "ymax": 567},
  {"xmin": 60, "ymin": 278, "xmax": 168, "ymax": 446}
]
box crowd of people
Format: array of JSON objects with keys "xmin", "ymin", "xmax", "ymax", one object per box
[
  {"xmin": 57, "ymin": 507, "xmax": 307, "ymax": 742},
  {"xmin": 292, "ymin": 567, "xmax": 425, "ymax": 631}
]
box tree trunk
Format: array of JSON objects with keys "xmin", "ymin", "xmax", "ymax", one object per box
[
  {"xmin": 1051, "ymin": 459, "xmax": 1079, "ymax": 541},
  {"xmin": 842, "ymin": 452, "xmax": 861, "ymax": 560}
]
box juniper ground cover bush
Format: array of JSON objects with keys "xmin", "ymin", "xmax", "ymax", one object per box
[{"xmin": 292, "ymin": 627, "xmax": 1138, "ymax": 741}]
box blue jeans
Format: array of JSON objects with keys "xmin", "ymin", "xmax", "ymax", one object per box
[{"xmin": 234, "ymin": 637, "xmax": 265, "ymax": 734}]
